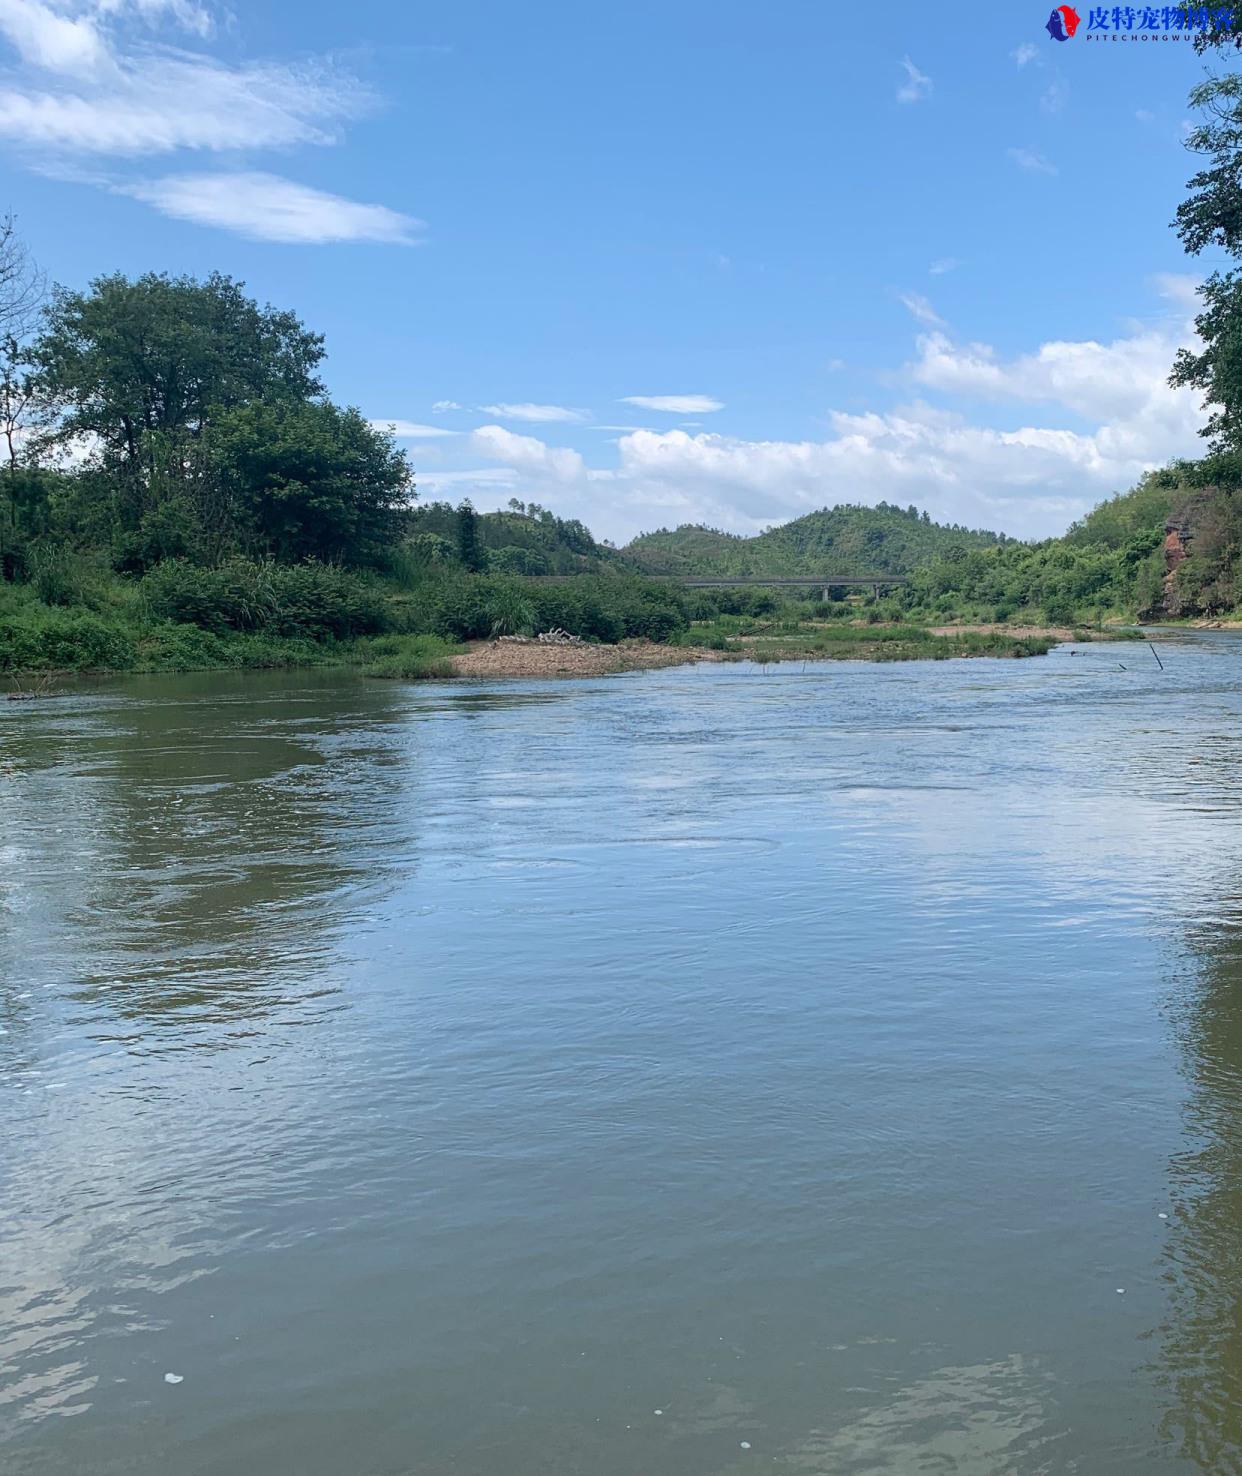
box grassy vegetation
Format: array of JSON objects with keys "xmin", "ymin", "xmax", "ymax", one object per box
[
  {"xmin": 359, "ymin": 634, "xmax": 462, "ymax": 680},
  {"xmin": 0, "ymin": 557, "xmax": 697, "ymax": 676},
  {"xmin": 3, "ymin": 549, "xmax": 1150, "ymax": 681},
  {"xmin": 673, "ymin": 612, "xmax": 1058, "ymax": 663}
]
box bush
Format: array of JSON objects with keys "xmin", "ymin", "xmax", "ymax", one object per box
[
  {"xmin": 362, "ymin": 634, "xmax": 459, "ymax": 680},
  {"xmin": 142, "ymin": 558, "xmax": 388, "ymax": 639},
  {"xmin": 428, "ymin": 576, "xmax": 493, "ymax": 641},
  {"xmin": 264, "ymin": 562, "xmax": 388, "ymax": 638},
  {"xmin": 28, "ymin": 545, "xmax": 79, "ymax": 606},
  {"xmin": 0, "ymin": 609, "xmax": 137, "ymax": 670},
  {"xmin": 1043, "ymin": 595, "xmax": 1076, "ymax": 626},
  {"xmin": 626, "ymin": 602, "xmax": 682, "ymax": 642},
  {"xmin": 484, "ymin": 581, "xmax": 536, "ymax": 637}
]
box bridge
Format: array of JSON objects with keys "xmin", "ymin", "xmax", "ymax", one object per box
[
  {"xmin": 660, "ymin": 574, "xmax": 907, "ymax": 589},
  {"xmin": 535, "ymin": 573, "xmax": 908, "ymax": 593}
]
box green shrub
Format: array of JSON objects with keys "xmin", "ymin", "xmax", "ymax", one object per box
[
  {"xmin": 264, "ymin": 562, "xmax": 388, "ymax": 638},
  {"xmin": 626, "ymin": 602, "xmax": 682, "ymax": 642},
  {"xmin": 142, "ymin": 558, "xmax": 388, "ymax": 639},
  {"xmin": 26, "ymin": 544, "xmax": 113, "ymax": 608},
  {"xmin": 429, "ymin": 577, "xmax": 493, "ymax": 641},
  {"xmin": 0, "ymin": 609, "xmax": 138, "ymax": 671},
  {"xmin": 362, "ymin": 634, "xmax": 459, "ymax": 680},
  {"xmin": 484, "ymin": 581, "xmax": 536, "ymax": 637},
  {"xmin": 142, "ymin": 558, "xmax": 273, "ymax": 631},
  {"xmin": 138, "ymin": 622, "xmax": 239, "ymax": 670}
]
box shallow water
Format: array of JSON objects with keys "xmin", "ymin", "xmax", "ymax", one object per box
[{"xmin": 3, "ymin": 636, "xmax": 1242, "ymax": 1474}]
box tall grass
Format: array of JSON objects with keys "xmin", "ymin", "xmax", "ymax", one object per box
[{"xmin": 360, "ymin": 634, "xmax": 461, "ymax": 680}]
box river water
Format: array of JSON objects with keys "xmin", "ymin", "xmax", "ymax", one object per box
[{"xmin": 3, "ymin": 635, "xmax": 1242, "ymax": 1474}]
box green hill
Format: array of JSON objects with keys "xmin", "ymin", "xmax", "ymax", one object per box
[
  {"xmin": 624, "ymin": 502, "xmax": 1005, "ymax": 577},
  {"xmin": 406, "ymin": 499, "xmax": 627, "ymax": 576},
  {"xmin": 892, "ymin": 467, "xmax": 1190, "ymax": 624}
]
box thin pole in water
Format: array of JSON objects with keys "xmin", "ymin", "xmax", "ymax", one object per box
[{"xmin": 1149, "ymin": 642, "xmax": 1165, "ymax": 671}]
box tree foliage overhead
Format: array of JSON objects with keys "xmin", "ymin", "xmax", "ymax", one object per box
[{"xmin": 1171, "ymin": 20, "xmax": 1242, "ymax": 454}]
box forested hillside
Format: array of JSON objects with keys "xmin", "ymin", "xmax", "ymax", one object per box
[
  {"xmin": 406, "ymin": 499, "xmax": 625, "ymax": 575},
  {"xmin": 625, "ymin": 503, "xmax": 1004, "ymax": 577}
]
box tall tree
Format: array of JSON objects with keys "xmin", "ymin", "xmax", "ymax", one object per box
[
  {"xmin": 33, "ymin": 272, "xmax": 326, "ymax": 528},
  {"xmin": 1171, "ymin": 20, "xmax": 1242, "ymax": 449},
  {"xmin": 456, "ymin": 499, "xmax": 484, "ymax": 571},
  {"xmin": 0, "ymin": 215, "xmax": 44, "ymax": 341},
  {"xmin": 0, "ymin": 216, "xmax": 46, "ymax": 545}
]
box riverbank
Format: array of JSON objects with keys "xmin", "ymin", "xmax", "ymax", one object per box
[
  {"xmin": 449, "ymin": 638, "xmax": 725, "ymax": 678},
  {"xmin": 442, "ymin": 624, "xmax": 1066, "ymax": 680},
  {"xmin": 3, "ymin": 619, "xmax": 1131, "ymax": 690}
]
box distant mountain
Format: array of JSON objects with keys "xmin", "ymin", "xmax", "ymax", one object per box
[{"xmin": 624, "ymin": 503, "xmax": 1006, "ymax": 577}]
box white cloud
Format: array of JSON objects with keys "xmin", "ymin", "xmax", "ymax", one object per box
[
  {"xmin": 607, "ymin": 393, "xmax": 1191, "ymax": 542},
  {"xmin": 899, "ymin": 291, "xmax": 944, "ymax": 327},
  {"xmin": 442, "ymin": 280, "xmax": 1204, "ymax": 544},
  {"xmin": 478, "ymin": 402, "xmax": 589, "ymax": 423},
  {"xmin": 119, "ymin": 171, "xmax": 422, "ymax": 243},
  {"xmin": 620, "ymin": 394, "xmax": 723, "ymax": 413},
  {"xmin": 416, "ymin": 468, "xmax": 522, "ymax": 491},
  {"xmin": 431, "ymin": 400, "xmax": 463, "ymax": 412},
  {"xmin": 1136, "ymin": 108, "xmax": 1155, "ymax": 123},
  {"xmin": 1012, "ymin": 42, "xmax": 1039, "ymax": 67},
  {"xmin": 1151, "ymin": 272, "xmax": 1200, "ymax": 311},
  {"xmin": 471, "ymin": 424, "xmax": 585, "ymax": 481},
  {"xmin": 0, "ymin": 0, "xmax": 370, "ymax": 156},
  {"xmin": 95, "ymin": 0, "xmax": 215, "ymax": 37},
  {"xmin": 1040, "ymin": 78, "xmax": 1068, "ymax": 114},
  {"xmin": 0, "ymin": 0, "xmax": 414, "ymax": 245},
  {"xmin": 1008, "ymin": 147, "xmax": 1057, "ymax": 175},
  {"xmin": 908, "ymin": 298, "xmax": 1198, "ymax": 434},
  {"xmin": 896, "ymin": 55, "xmax": 931, "ymax": 104},
  {"xmin": 369, "ymin": 419, "xmax": 460, "ymax": 439},
  {"xmin": 929, "ymin": 257, "xmax": 959, "ymax": 276},
  {"xmin": 0, "ymin": 0, "xmax": 110, "ymax": 76}
]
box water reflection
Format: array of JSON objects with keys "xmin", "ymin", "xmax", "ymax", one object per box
[
  {"xmin": 1159, "ymin": 913, "xmax": 1242, "ymax": 1474},
  {"xmin": 0, "ymin": 673, "xmax": 423, "ymax": 1038},
  {"xmin": 778, "ymin": 1357, "xmax": 1058, "ymax": 1475},
  {"xmin": 5, "ymin": 646, "xmax": 1242, "ymax": 1474},
  {"xmin": 0, "ymin": 672, "xmax": 436, "ymax": 1432}
]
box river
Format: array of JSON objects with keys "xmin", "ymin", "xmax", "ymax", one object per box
[{"xmin": 2, "ymin": 634, "xmax": 1242, "ymax": 1474}]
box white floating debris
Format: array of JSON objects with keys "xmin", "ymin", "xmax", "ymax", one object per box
[
  {"xmin": 1116, "ymin": 1288, "xmax": 1125, "ymax": 1294},
  {"xmin": 164, "ymin": 1372, "xmax": 184, "ymax": 1384},
  {"xmin": 653, "ymin": 1409, "xmax": 663, "ymax": 1415},
  {"xmin": 740, "ymin": 1441, "xmax": 751, "ymax": 1449},
  {"xmin": 1158, "ymin": 1212, "xmax": 1168, "ymax": 1220}
]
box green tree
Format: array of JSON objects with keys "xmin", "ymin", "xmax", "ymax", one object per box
[
  {"xmin": 196, "ymin": 400, "xmax": 412, "ymax": 566},
  {"xmin": 456, "ymin": 499, "xmax": 484, "ymax": 571},
  {"xmin": 1171, "ymin": 47, "xmax": 1242, "ymax": 450},
  {"xmin": 33, "ymin": 272, "xmax": 325, "ymax": 531}
]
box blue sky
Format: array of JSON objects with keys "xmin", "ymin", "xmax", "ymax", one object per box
[{"xmin": 0, "ymin": 0, "xmax": 1223, "ymax": 540}]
